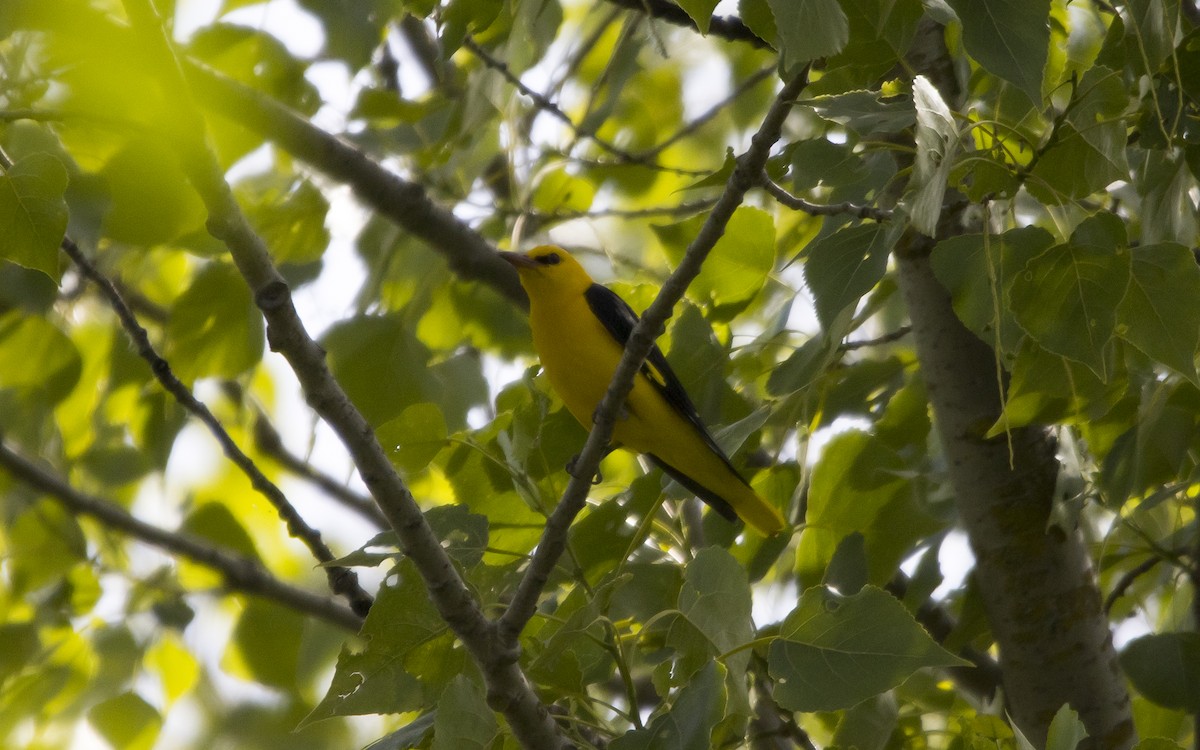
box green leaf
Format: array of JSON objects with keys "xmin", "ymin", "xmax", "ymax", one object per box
[
  {"xmin": 100, "ymin": 141, "xmax": 207, "ymax": 245},
  {"xmin": 531, "ymin": 168, "xmax": 595, "ymax": 214},
  {"xmin": 425, "ymin": 504, "xmax": 489, "ymax": 569},
  {"xmin": 803, "ymin": 223, "xmax": 892, "ymax": 333},
  {"xmin": 0, "ymin": 152, "xmax": 67, "ymax": 279},
  {"xmin": 167, "ymin": 262, "xmax": 265, "ymax": 381},
  {"xmin": 294, "ymin": 0, "xmax": 393, "ymax": 70},
  {"xmin": 739, "ymin": 0, "xmax": 777, "ymax": 45},
  {"xmin": 663, "ymin": 206, "xmax": 775, "ymax": 313},
  {"xmin": 7, "ymin": 499, "xmax": 86, "ymax": 593},
  {"xmin": 87, "ymin": 692, "xmax": 162, "ymax": 750},
  {"xmin": 799, "ymin": 430, "xmax": 943, "ymax": 587},
  {"xmin": 611, "ymin": 662, "xmax": 725, "ymax": 750},
  {"xmin": 676, "ymin": 0, "xmax": 720, "ymax": 34},
  {"xmin": 1045, "ymin": 704, "xmax": 1089, "ymax": 750},
  {"xmin": 1119, "ymin": 632, "xmax": 1200, "ymax": 712},
  {"xmin": 767, "ymin": 0, "xmax": 849, "ymax": 71},
  {"xmin": 768, "ymin": 585, "xmax": 968, "ymax": 712},
  {"xmin": 364, "ymin": 713, "xmax": 436, "ymax": 750},
  {"xmin": 679, "ymin": 547, "xmax": 755, "ymax": 658},
  {"xmin": 1066, "ymin": 67, "xmax": 1129, "ymax": 177},
  {"xmin": 431, "ymin": 676, "xmax": 497, "ymax": 750},
  {"xmin": 1028, "ymin": 123, "xmax": 1129, "ymax": 201},
  {"xmin": 238, "ymin": 175, "xmax": 331, "ymax": 266},
  {"xmin": 802, "ymin": 90, "xmax": 916, "ymax": 135},
  {"xmin": 1009, "ymin": 215, "xmax": 1132, "ymax": 380},
  {"xmin": 1132, "ymin": 740, "xmax": 1186, "ymax": 750},
  {"xmin": 322, "ymin": 313, "xmax": 436, "ymax": 427},
  {"xmin": 823, "ymin": 532, "xmax": 868, "ymax": 594},
  {"xmin": 945, "ymin": 0, "xmax": 1048, "ymax": 103},
  {"xmin": 377, "ymin": 402, "xmax": 449, "ymax": 475},
  {"xmin": 929, "ymin": 227, "xmax": 1054, "ymax": 355},
  {"xmin": 1137, "ymin": 152, "xmax": 1198, "ymax": 246},
  {"xmin": 1117, "ymin": 243, "xmax": 1200, "ymax": 383},
  {"xmin": 226, "ymin": 599, "xmax": 304, "ymax": 690},
  {"xmin": 306, "ymin": 560, "xmax": 455, "ymax": 724},
  {"xmin": 181, "ymin": 503, "xmax": 261, "ymax": 561},
  {"xmin": 987, "ymin": 339, "xmax": 1113, "ymax": 436},
  {"xmin": 1124, "ymin": 0, "xmax": 1179, "ymax": 73},
  {"xmin": 0, "ymin": 312, "xmax": 82, "ymax": 405},
  {"xmin": 906, "ymin": 76, "xmax": 959, "ymax": 235}
]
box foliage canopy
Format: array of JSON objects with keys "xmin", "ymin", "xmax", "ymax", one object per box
[{"xmin": 1, "ymin": 0, "xmax": 1200, "ymax": 748}]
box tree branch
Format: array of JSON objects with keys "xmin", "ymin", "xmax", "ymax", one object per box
[
  {"xmin": 1104, "ymin": 554, "xmax": 1164, "ymax": 614},
  {"xmin": 252, "ymin": 413, "xmax": 388, "ymax": 529},
  {"xmin": 121, "ymin": 2, "xmax": 565, "ymax": 746},
  {"xmin": 0, "ymin": 439, "xmax": 363, "ymax": 632},
  {"xmin": 180, "ymin": 61, "xmax": 526, "ymax": 307},
  {"xmin": 759, "ymin": 170, "xmax": 894, "ymax": 222},
  {"xmin": 463, "ymin": 37, "xmax": 709, "ymax": 177},
  {"xmin": 52, "ymin": 232, "xmax": 376, "ymax": 618},
  {"xmin": 603, "ymin": 0, "xmax": 772, "ymax": 49},
  {"xmin": 497, "ymin": 69, "xmax": 810, "ymax": 645}
]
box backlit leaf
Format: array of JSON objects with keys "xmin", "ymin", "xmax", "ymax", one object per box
[
  {"xmin": 87, "ymin": 692, "xmax": 161, "ymax": 750},
  {"xmin": 167, "ymin": 262, "xmax": 265, "ymax": 381},
  {"xmin": 0, "ymin": 152, "xmax": 67, "ymax": 280}
]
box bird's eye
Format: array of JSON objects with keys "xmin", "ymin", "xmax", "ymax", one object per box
[{"xmin": 539, "ymin": 253, "xmax": 561, "ymax": 265}]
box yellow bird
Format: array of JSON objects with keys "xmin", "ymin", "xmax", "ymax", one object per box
[{"xmin": 500, "ymin": 245, "xmax": 787, "ymax": 536}]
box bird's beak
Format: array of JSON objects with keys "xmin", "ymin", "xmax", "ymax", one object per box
[{"xmin": 499, "ymin": 251, "xmax": 537, "ymax": 269}]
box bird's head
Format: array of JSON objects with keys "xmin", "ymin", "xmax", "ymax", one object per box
[{"xmin": 499, "ymin": 246, "xmax": 594, "ymax": 297}]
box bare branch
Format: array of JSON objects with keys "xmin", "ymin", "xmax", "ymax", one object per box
[
  {"xmin": 0, "ymin": 439, "xmax": 363, "ymax": 632},
  {"xmin": 463, "ymin": 36, "xmax": 710, "ymax": 177},
  {"xmin": 252, "ymin": 414, "xmax": 388, "ymax": 529},
  {"xmin": 54, "ymin": 233, "xmax": 375, "ymax": 618},
  {"xmin": 840, "ymin": 326, "xmax": 912, "ymax": 352},
  {"xmin": 498, "ymin": 69, "xmax": 810, "ymax": 645},
  {"xmin": 181, "ymin": 61, "xmax": 527, "ymax": 307},
  {"xmin": 641, "ymin": 64, "xmax": 776, "ymax": 158},
  {"xmin": 1104, "ymin": 554, "xmax": 1164, "ymax": 614},
  {"xmin": 759, "ymin": 170, "xmax": 894, "ymax": 222},
  {"xmin": 120, "ymin": 3, "xmax": 565, "ymax": 746}
]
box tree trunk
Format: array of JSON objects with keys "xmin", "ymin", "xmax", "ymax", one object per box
[{"xmin": 895, "ymin": 235, "xmax": 1134, "ymax": 748}]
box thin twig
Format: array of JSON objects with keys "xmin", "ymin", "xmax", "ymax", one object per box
[
  {"xmin": 0, "ymin": 439, "xmax": 363, "ymax": 632},
  {"xmin": 840, "ymin": 326, "xmax": 912, "ymax": 351},
  {"xmin": 497, "ymin": 69, "xmax": 810, "ymax": 646},
  {"xmin": 760, "ymin": 170, "xmax": 894, "ymax": 222},
  {"xmin": 54, "ymin": 233, "xmax": 376, "ymax": 618},
  {"xmin": 252, "ymin": 414, "xmax": 389, "ymax": 528},
  {"xmin": 1104, "ymin": 554, "xmax": 1164, "ymax": 614},
  {"xmin": 463, "ymin": 36, "xmax": 710, "ymax": 177},
  {"xmin": 640, "ymin": 64, "xmax": 776, "ymax": 158},
  {"xmin": 499, "ymin": 198, "xmax": 719, "ymax": 225},
  {"xmin": 182, "ymin": 61, "xmax": 526, "ymax": 306}
]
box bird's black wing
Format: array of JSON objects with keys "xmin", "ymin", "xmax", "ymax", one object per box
[{"xmin": 583, "ymin": 283, "xmax": 746, "ymax": 481}]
